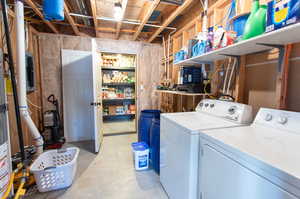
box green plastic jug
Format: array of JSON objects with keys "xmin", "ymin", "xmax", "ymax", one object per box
[{"xmin": 243, "ymin": 0, "xmax": 267, "ymax": 40}]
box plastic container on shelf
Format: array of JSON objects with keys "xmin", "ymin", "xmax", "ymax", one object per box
[
  {"xmin": 213, "ymin": 26, "xmax": 225, "ymax": 50},
  {"xmin": 131, "ymin": 142, "xmax": 149, "ymax": 171},
  {"xmin": 150, "ymin": 118, "xmax": 160, "ymax": 174},
  {"xmin": 230, "ymin": 13, "xmax": 250, "ymax": 39},
  {"xmin": 138, "ymin": 110, "xmax": 161, "ymax": 146}
]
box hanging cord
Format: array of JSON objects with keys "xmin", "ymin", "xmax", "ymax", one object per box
[
  {"xmin": 226, "ymin": 58, "xmax": 237, "ymax": 94},
  {"xmin": 222, "ymin": 58, "xmax": 232, "ymax": 93},
  {"xmin": 1, "ymin": 0, "xmax": 26, "ymax": 162}
]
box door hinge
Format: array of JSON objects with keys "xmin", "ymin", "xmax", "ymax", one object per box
[
  {"xmin": 200, "ymin": 147, "xmax": 204, "ymax": 156},
  {"xmin": 0, "ymin": 104, "xmax": 8, "ymax": 113}
]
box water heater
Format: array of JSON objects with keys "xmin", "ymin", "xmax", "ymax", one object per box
[{"xmin": 0, "ymin": 52, "xmax": 12, "ymax": 197}]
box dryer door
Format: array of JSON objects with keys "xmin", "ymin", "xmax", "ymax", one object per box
[{"xmin": 200, "ymin": 143, "xmax": 297, "ymax": 199}]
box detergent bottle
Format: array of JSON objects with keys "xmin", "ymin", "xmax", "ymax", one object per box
[
  {"xmin": 243, "ymin": 0, "xmax": 267, "ymax": 40},
  {"xmin": 213, "ymin": 26, "xmax": 225, "ymax": 50}
]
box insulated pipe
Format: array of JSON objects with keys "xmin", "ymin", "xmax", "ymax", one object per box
[{"xmin": 15, "ymin": 0, "xmax": 43, "ymax": 155}]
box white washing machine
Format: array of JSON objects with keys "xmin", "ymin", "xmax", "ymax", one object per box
[
  {"xmin": 160, "ymin": 99, "xmax": 253, "ymax": 199},
  {"xmin": 199, "ymin": 108, "xmax": 300, "ymax": 199}
]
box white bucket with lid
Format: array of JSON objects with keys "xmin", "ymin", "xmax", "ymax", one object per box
[{"xmin": 131, "ymin": 142, "xmax": 149, "ymax": 171}]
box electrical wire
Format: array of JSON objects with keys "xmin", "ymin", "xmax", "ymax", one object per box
[
  {"xmin": 223, "ymin": 58, "xmax": 232, "ymax": 93},
  {"xmin": 226, "ymin": 58, "xmax": 237, "ymax": 94},
  {"xmin": 27, "ymin": 98, "xmax": 42, "ymax": 110}
]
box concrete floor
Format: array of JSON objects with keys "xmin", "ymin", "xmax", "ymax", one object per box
[
  {"xmin": 103, "ymin": 120, "xmax": 136, "ymax": 135},
  {"xmin": 28, "ymin": 134, "xmax": 168, "ymax": 199}
]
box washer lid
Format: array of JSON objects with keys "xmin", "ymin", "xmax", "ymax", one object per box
[
  {"xmin": 161, "ymin": 112, "xmax": 243, "ymax": 133},
  {"xmin": 200, "ymin": 125, "xmax": 300, "ymax": 189}
]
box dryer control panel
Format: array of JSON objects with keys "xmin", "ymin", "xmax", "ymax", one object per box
[
  {"xmin": 196, "ymin": 99, "xmax": 253, "ymax": 124},
  {"xmin": 254, "ymin": 108, "xmax": 300, "ymax": 134}
]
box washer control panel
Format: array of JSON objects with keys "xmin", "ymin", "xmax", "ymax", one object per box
[
  {"xmin": 254, "ymin": 108, "xmax": 300, "ymax": 133},
  {"xmin": 196, "ymin": 99, "xmax": 253, "ymax": 124}
]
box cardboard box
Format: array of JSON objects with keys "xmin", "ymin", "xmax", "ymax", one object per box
[
  {"xmin": 266, "ymin": 0, "xmax": 300, "ymax": 32},
  {"xmin": 109, "ymin": 106, "xmax": 117, "ymax": 115}
]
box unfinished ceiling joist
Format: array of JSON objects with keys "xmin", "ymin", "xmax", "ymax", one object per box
[
  {"xmin": 133, "ymin": 0, "xmax": 160, "ymax": 40},
  {"xmin": 25, "ymin": 18, "xmax": 136, "ymax": 34},
  {"xmin": 90, "ymin": 0, "xmax": 100, "ymax": 37},
  {"xmin": 148, "ymin": 0, "xmax": 193, "ymax": 42},
  {"xmin": 116, "ymin": 0, "xmax": 129, "ymax": 39},
  {"xmin": 24, "ymin": 0, "xmax": 59, "ymax": 34},
  {"xmin": 64, "ymin": 3, "xmax": 81, "ymax": 36}
]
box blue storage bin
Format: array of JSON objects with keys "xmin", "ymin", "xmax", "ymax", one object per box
[
  {"xmin": 232, "ymin": 13, "xmax": 250, "ymax": 37},
  {"xmin": 138, "ymin": 110, "xmax": 160, "ymax": 146},
  {"xmin": 182, "ymin": 67, "xmax": 203, "ymax": 84},
  {"xmin": 43, "ymin": 0, "xmax": 65, "ymax": 21},
  {"xmin": 150, "ymin": 118, "xmax": 160, "ymax": 174}
]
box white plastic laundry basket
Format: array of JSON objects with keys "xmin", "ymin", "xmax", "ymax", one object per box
[{"xmin": 30, "ymin": 147, "xmax": 80, "ymax": 192}]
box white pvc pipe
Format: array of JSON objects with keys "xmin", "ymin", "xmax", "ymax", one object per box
[
  {"xmin": 15, "ymin": 0, "xmax": 43, "ymax": 155},
  {"xmin": 202, "ymin": 0, "xmax": 208, "ymax": 34}
]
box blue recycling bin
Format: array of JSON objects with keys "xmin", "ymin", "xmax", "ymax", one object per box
[
  {"xmin": 150, "ymin": 118, "xmax": 160, "ymax": 174},
  {"xmin": 138, "ymin": 110, "xmax": 160, "ymax": 146}
]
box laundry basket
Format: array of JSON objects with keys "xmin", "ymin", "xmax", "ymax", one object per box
[{"xmin": 30, "ymin": 147, "xmax": 80, "ymax": 192}]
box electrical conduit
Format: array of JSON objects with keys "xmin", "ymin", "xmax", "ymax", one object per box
[{"xmin": 15, "ymin": 0, "xmax": 44, "ymax": 155}]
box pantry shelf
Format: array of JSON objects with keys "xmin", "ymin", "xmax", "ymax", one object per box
[
  {"xmin": 103, "ymin": 114, "xmax": 135, "ymax": 121},
  {"xmin": 102, "ymin": 67, "xmax": 136, "ymax": 71},
  {"xmin": 103, "ymin": 98, "xmax": 135, "ymax": 104},
  {"xmin": 102, "ymin": 83, "xmax": 135, "ymax": 86},
  {"xmin": 155, "ymin": 90, "xmax": 211, "ymax": 96},
  {"xmin": 174, "ymin": 23, "xmax": 300, "ymax": 66}
]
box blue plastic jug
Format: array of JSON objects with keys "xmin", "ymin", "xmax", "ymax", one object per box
[{"xmin": 43, "ymin": 0, "xmax": 65, "ymax": 21}]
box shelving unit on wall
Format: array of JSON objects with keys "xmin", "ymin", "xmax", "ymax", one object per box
[
  {"xmin": 101, "ymin": 53, "xmax": 136, "ymax": 122},
  {"xmin": 158, "ymin": 0, "xmax": 296, "ymax": 112}
]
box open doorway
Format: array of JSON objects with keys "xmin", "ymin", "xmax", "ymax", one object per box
[{"xmin": 100, "ymin": 53, "xmax": 137, "ymax": 136}]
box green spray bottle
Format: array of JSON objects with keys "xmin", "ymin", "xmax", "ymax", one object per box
[{"xmin": 242, "ymin": 0, "xmax": 267, "ymax": 40}]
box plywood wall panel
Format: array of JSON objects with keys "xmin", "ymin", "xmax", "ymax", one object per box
[
  {"xmin": 244, "ymin": 64, "xmax": 277, "ymax": 115},
  {"xmin": 287, "ymin": 60, "xmax": 300, "ymax": 112},
  {"xmin": 38, "ymin": 34, "xmax": 162, "ymax": 130},
  {"xmin": 137, "ymin": 44, "xmax": 163, "ymax": 112}
]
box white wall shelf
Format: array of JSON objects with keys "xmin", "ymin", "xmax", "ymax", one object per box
[{"xmin": 174, "ymin": 23, "xmax": 300, "ymax": 66}]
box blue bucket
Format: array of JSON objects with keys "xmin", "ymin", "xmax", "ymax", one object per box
[{"xmin": 231, "ymin": 13, "xmax": 250, "ymax": 37}]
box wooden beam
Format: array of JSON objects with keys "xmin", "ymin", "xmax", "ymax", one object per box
[
  {"xmin": 25, "ymin": 18, "xmax": 136, "ymax": 34},
  {"xmin": 24, "ymin": 0, "xmax": 59, "ymax": 34},
  {"xmin": 90, "ymin": 0, "xmax": 100, "ymax": 37},
  {"xmin": 116, "ymin": 0, "xmax": 129, "ymax": 39},
  {"xmin": 148, "ymin": 0, "xmax": 193, "ymax": 42},
  {"xmin": 276, "ymin": 44, "xmax": 293, "ymax": 109},
  {"xmin": 64, "ymin": 3, "xmax": 80, "ymax": 36},
  {"xmin": 133, "ymin": 0, "xmax": 160, "ymax": 40}
]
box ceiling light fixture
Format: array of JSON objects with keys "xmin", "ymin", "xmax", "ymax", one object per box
[{"xmin": 114, "ymin": 2, "xmax": 122, "ymax": 21}]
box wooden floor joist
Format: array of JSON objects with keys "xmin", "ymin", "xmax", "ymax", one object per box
[
  {"xmin": 24, "ymin": 0, "xmax": 59, "ymax": 34},
  {"xmin": 90, "ymin": 0, "xmax": 100, "ymax": 37},
  {"xmin": 133, "ymin": 0, "xmax": 160, "ymax": 41},
  {"xmin": 148, "ymin": 0, "xmax": 193, "ymax": 42},
  {"xmin": 116, "ymin": 0, "xmax": 129, "ymax": 39},
  {"xmin": 64, "ymin": 3, "xmax": 81, "ymax": 36}
]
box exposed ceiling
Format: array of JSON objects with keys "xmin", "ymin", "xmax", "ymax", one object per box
[{"xmin": 7, "ymin": 0, "xmax": 199, "ymax": 42}]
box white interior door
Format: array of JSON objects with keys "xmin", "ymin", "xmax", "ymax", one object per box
[
  {"xmin": 62, "ymin": 49, "xmax": 101, "ymax": 153},
  {"xmin": 92, "ymin": 39, "xmax": 103, "ymax": 153}
]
